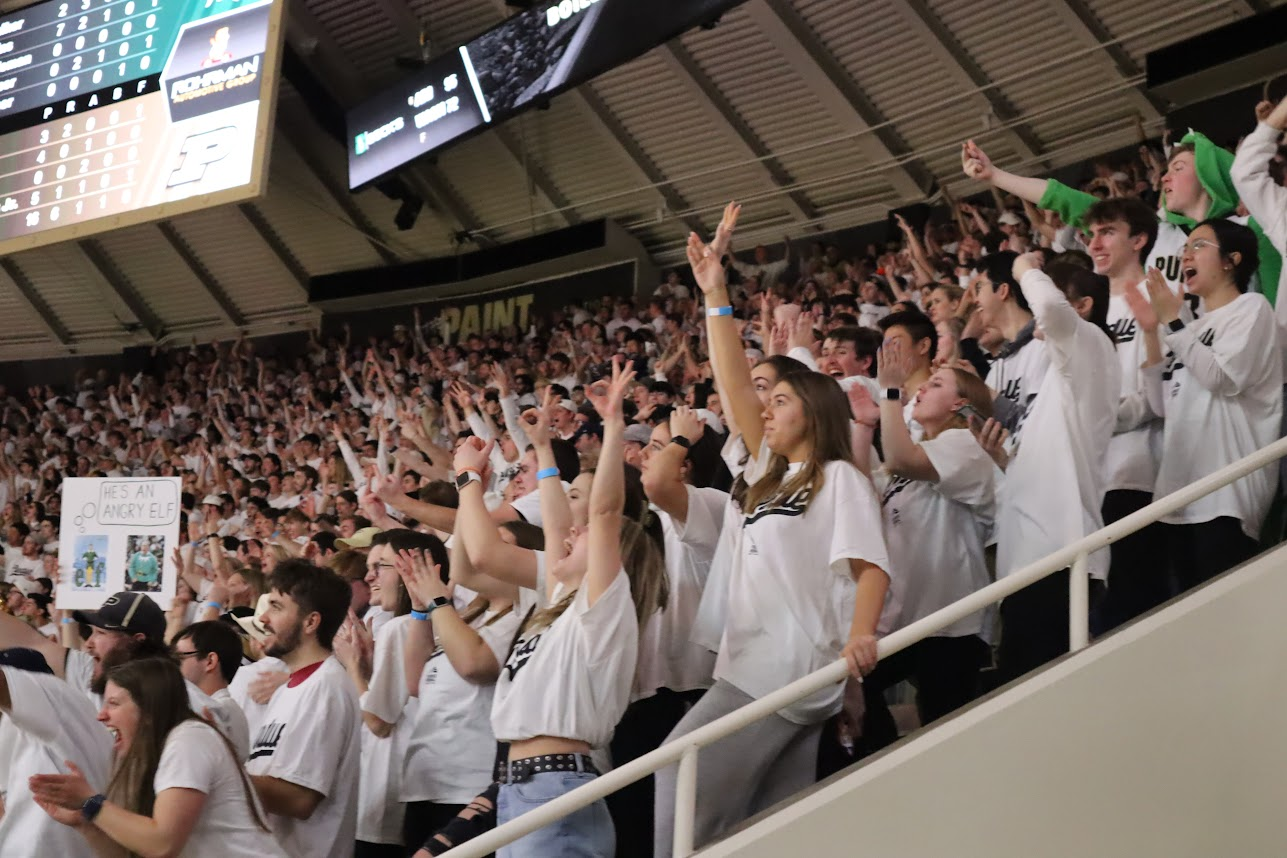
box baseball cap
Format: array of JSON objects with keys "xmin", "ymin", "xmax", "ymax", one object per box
[
  {"xmin": 72, "ymin": 592, "xmax": 166, "ymax": 642},
  {"xmin": 335, "ymin": 526, "xmax": 382, "ymax": 550},
  {"xmin": 556, "ymin": 399, "xmax": 577, "ymax": 413},
  {"xmin": 233, "ymin": 594, "xmax": 272, "ymax": 643},
  {"xmin": 998, "ymin": 211, "xmax": 1023, "ymax": 226},
  {"xmin": 0, "ymin": 647, "xmax": 53, "ymax": 674},
  {"xmin": 201, "ymin": 494, "xmax": 224, "ymax": 506},
  {"xmin": 623, "ymin": 424, "xmax": 653, "ymax": 445}
]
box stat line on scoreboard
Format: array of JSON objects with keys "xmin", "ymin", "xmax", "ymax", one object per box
[
  {"xmin": 0, "ymin": 140, "xmax": 142, "ymax": 191},
  {"xmin": 6, "ymin": 0, "xmax": 149, "ymax": 42},
  {"xmin": 4, "ymin": 37, "xmax": 160, "ymax": 99},
  {"xmin": 7, "ymin": 8, "xmax": 161, "ymax": 62},
  {"xmin": 0, "ymin": 178, "xmax": 139, "ymax": 219},
  {"xmin": 0, "ymin": 115, "xmax": 144, "ymax": 167}
]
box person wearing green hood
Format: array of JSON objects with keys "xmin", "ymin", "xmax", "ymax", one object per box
[{"xmin": 961, "ymin": 135, "xmax": 1282, "ymax": 306}]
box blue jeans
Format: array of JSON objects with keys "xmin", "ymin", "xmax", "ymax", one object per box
[{"xmin": 497, "ymin": 772, "xmax": 614, "ymax": 858}]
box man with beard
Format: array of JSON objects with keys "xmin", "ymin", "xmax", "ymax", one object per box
[{"xmin": 246, "ymin": 559, "xmax": 361, "ymax": 858}]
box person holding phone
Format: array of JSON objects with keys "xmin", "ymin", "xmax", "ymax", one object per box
[{"xmin": 850, "ymin": 348, "xmax": 998, "ymax": 754}]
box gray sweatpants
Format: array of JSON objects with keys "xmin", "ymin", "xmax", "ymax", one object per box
[{"xmin": 653, "ymin": 679, "xmax": 822, "ymax": 858}]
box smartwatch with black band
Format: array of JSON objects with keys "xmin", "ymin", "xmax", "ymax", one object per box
[
  {"xmin": 884, "ymin": 388, "xmax": 902, "ymax": 402},
  {"xmin": 1167, "ymin": 318, "xmax": 1186, "ymax": 334},
  {"xmin": 670, "ymin": 435, "xmax": 692, "ymax": 450},
  {"xmin": 81, "ymin": 794, "xmax": 107, "ymax": 823}
]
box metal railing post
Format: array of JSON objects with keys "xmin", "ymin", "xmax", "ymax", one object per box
[
  {"xmin": 1069, "ymin": 552, "xmax": 1090, "ymax": 651},
  {"xmin": 674, "ymin": 745, "xmax": 700, "ymax": 858}
]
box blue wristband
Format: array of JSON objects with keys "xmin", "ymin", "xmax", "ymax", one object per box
[
  {"xmin": 410, "ymin": 609, "xmax": 429, "ymax": 621},
  {"xmin": 536, "ymin": 466, "xmax": 560, "ymax": 481},
  {"xmin": 61, "ymin": 617, "xmax": 76, "ymax": 625},
  {"xmin": 706, "ymin": 305, "xmax": 733, "ymax": 318},
  {"xmin": 204, "ymin": 601, "xmax": 223, "ymax": 612}
]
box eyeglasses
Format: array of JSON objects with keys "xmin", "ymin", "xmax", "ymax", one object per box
[{"xmin": 1183, "ymin": 238, "xmax": 1220, "ymax": 254}]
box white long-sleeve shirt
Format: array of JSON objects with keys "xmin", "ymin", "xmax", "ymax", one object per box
[
  {"xmin": 997, "ymin": 269, "xmax": 1121, "ymax": 581},
  {"xmin": 1231, "ymin": 120, "xmax": 1287, "ymax": 373}
]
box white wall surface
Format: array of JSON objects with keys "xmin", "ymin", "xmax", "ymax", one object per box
[{"xmin": 699, "ymin": 546, "xmax": 1287, "ymax": 858}]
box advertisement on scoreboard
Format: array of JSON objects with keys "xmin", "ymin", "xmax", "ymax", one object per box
[
  {"xmin": 56, "ymin": 476, "xmax": 181, "ymax": 611},
  {"xmin": 0, "ymin": 0, "xmax": 285, "ymax": 255},
  {"xmin": 348, "ymin": 0, "xmax": 747, "ymax": 189}
]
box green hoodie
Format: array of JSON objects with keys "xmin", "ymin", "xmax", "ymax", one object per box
[{"xmin": 1037, "ymin": 131, "xmax": 1281, "ymax": 304}]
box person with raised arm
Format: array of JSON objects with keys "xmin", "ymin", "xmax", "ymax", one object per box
[
  {"xmin": 654, "ymin": 204, "xmax": 891, "ymax": 858},
  {"xmin": 961, "ymin": 135, "xmax": 1281, "ymax": 301},
  {"xmin": 464, "ymin": 360, "xmax": 666, "ymax": 858},
  {"xmin": 1232, "ymin": 95, "xmax": 1287, "ymax": 353},
  {"xmin": 979, "ymin": 254, "xmax": 1120, "ymax": 683},
  {"xmin": 851, "ymin": 343, "xmax": 997, "ymax": 754},
  {"xmin": 1126, "ymin": 220, "xmax": 1282, "ymax": 590}
]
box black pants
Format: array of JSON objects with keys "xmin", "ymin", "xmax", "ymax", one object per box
[
  {"xmin": 402, "ymin": 801, "xmax": 467, "ymax": 858},
  {"xmin": 1165, "ymin": 517, "xmax": 1260, "ymax": 594},
  {"xmin": 856, "ymin": 634, "xmax": 990, "ymax": 757},
  {"xmin": 997, "ymin": 567, "xmax": 1070, "ymax": 685},
  {"xmin": 356, "ymin": 843, "xmax": 405, "ymax": 858},
  {"xmin": 1093, "ymin": 490, "xmax": 1171, "ymax": 635},
  {"xmin": 607, "ymin": 688, "xmax": 705, "ymax": 858}
]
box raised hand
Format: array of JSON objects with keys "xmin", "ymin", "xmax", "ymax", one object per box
[
  {"xmin": 1125, "ymin": 274, "xmax": 1160, "ymax": 332},
  {"xmin": 847, "ymin": 383, "xmax": 880, "ymax": 428},
  {"xmin": 584, "ymin": 357, "xmax": 635, "ymax": 423},
  {"xmin": 452, "ymin": 436, "xmax": 495, "ymax": 479},
  {"xmin": 669, "ymin": 405, "xmax": 705, "ymax": 445},
  {"xmin": 1145, "ymin": 266, "xmax": 1183, "ymax": 325},
  {"xmin": 970, "ymin": 416, "xmax": 1011, "ymax": 472},
  {"xmin": 395, "ymin": 548, "xmax": 447, "ymax": 610},
  {"xmin": 687, "ymin": 202, "xmax": 740, "ymax": 297},
  {"xmin": 1011, "ymin": 251, "xmax": 1044, "ymax": 280},
  {"xmin": 521, "ymin": 389, "xmax": 555, "ymax": 448},
  {"xmin": 876, "ymin": 338, "xmax": 914, "ymax": 390},
  {"xmin": 960, "ymin": 139, "xmax": 994, "ymax": 182}
]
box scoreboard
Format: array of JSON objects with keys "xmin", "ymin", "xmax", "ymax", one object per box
[
  {"xmin": 347, "ymin": 0, "xmax": 749, "ymax": 190},
  {"xmin": 0, "ymin": 0, "xmax": 285, "ymax": 255}
]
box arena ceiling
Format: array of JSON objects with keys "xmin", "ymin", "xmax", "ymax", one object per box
[{"xmin": 0, "ymin": 0, "xmax": 1280, "ymax": 360}]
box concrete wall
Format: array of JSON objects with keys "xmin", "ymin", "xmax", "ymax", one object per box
[{"xmin": 700, "ymin": 546, "xmax": 1287, "ymax": 858}]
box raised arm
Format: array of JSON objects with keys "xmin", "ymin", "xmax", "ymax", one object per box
[
  {"xmin": 875, "ymin": 341, "xmax": 938, "ymax": 481},
  {"xmin": 400, "ymin": 549, "xmax": 502, "ymax": 685},
  {"xmin": 451, "ymin": 438, "xmax": 535, "ymax": 596},
  {"xmin": 642, "ymin": 406, "xmax": 704, "ymax": 524},
  {"xmin": 694, "ymin": 203, "xmax": 766, "ymax": 453},
  {"xmin": 581, "ymin": 362, "xmax": 632, "ymax": 609}
]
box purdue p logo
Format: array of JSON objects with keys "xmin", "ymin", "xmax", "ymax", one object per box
[{"xmin": 167, "ymin": 126, "xmax": 237, "ymax": 188}]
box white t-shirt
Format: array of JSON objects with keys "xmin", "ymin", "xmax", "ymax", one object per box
[
  {"xmin": 1104, "ymin": 281, "xmax": 1173, "ymax": 494},
  {"xmin": 876, "ymin": 429, "xmax": 996, "ymax": 641},
  {"xmin": 227, "ymin": 656, "xmax": 287, "ymax": 743},
  {"xmin": 0, "ymin": 667, "xmax": 112, "ymax": 858},
  {"xmin": 402, "ymin": 608, "xmax": 520, "ymax": 804},
  {"xmin": 245, "ymin": 657, "xmax": 361, "ymax": 858},
  {"xmin": 986, "ymin": 329, "xmax": 1049, "ymax": 448},
  {"xmin": 634, "ymin": 488, "xmax": 727, "ymax": 699},
  {"xmin": 491, "ymin": 570, "xmax": 638, "ymax": 749},
  {"xmin": 1154, "ymin": 292, "xmax": 1283, "ymax": 537},
  {"xmin": 63, "ymin": 646, "xmax": 96, "ymax": 703},
  {"xmin": 154, "ymin": 720, "xmax": 286, "ymax": 858},
  {"xmin": 716, "ymin": 459, "xmax": 890, "ymax": 725},
  {"xmin": 356, "ymin": 615, "xmax": 418, "ymax": 845},
  {"xmin": 4, "ymin": 554, "xmax": 41, "ymax": 587},
  {"xmin": 187, "ymin": 682, "xmax": 250, "ymax": 762},
  {"xmin": 998, "ymin": 270, "xmax": 1121, "ymax": 581}
]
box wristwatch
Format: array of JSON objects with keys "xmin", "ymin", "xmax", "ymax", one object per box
[
  {"xmin": 455, "ymin": 469, "xmax": 482, "ymax": 491},
  {"xmin": 81, "ymin": 794, "xmax": 107, "ymax": 823},
  {"xmin": 670, "ymin": 435, "xmax": 692, "ymax": 449},
  {"xmin": 426, "ymin": 596, "xmax": 452, "ymax": 614},
  {"xmin": 884, "ymin": 388, "xmax": 902, "ymax": 402},
  {"xmin": 1167, "ymin": 318, "xmax": 1186, "ymax": 333}
]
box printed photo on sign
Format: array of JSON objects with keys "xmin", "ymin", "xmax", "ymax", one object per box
[
  {"xmin": 70, "ymin": 534, "xmax": 110, "ymax": 591},
  {"xmin": 125, "ymin": 534, "xmax": 165, "ymax": 593}
]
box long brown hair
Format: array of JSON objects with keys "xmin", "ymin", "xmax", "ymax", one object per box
[
  {"xmin": 742, "ymin": 372, "xmax": 854, "ymax": 515},
  {"xmin": 925, "ymin": 369, "xmax": 995, "ymax": 439},
  {"xmin": 105, "ymin": 657, "xmax": 269, "ymax": 831}
]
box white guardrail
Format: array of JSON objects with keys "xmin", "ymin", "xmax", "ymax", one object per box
[{"xmin": 441, "ymin": 435, "xmax": 1287, "ymax": 858}]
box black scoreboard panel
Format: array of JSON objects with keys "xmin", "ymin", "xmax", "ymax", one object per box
[
  {"xmin": 347, "ymin": 0, "xmax": 749, "ymax": 190},
  {"xmin": 0, "ymin": 0, "xmax": 286, "ymax": 255}
]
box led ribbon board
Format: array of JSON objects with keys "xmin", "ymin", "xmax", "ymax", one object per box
[{"xmin": 347, "ymin": 0, "xmax": 748, "ymax": 190}]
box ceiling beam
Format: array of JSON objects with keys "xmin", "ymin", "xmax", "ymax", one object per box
[
  {"xmin": 576, "ymin": 84, "xmax": 708, "ymax": 236},
  {"xmin": 156, "ymin": 222, "xmax": 249, "ymax": 329},
  {"xmin": 493, "ymin": 124, "xmax": 580, "ymax": 226},
  {"xmin": 274, "ymin": 108, "xmax": 403, "ymax": 268},
  {"xmin": 660, "ymin": 40, "xmax": 819, "ymax": 223},
  {"xmin": 746, "ymin": 0, "xmax": 934, "ymax": 201},
  {"xmin": 0, "ymin": 258, "xmax": 72, "ymax": 347},
  {"xmin": 889, "ymin": 0, "xmax": 1045, "ymax": 163},
  {"xmin": 1231, "ymin": 0, "xmax": 1271, "ymax": 14},
  {"xmin": 1044, "ymin": 0, "xmax": 1167, "ymax": 120},
  {"xmin": 237, "ymin": 202, "xmax": 311, "ymax": 294},
  {"xmin": 77, "ymin": 240, "xmax": 165, "ymax": 342}
]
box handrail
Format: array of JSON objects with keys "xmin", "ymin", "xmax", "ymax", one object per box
[{"xmin": 440, "ymin": 434, "xmax": 1287, "ymax": 858}]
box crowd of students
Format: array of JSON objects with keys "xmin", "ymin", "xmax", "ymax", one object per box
[{"xmin": 0, "ymin": 92, "xmax": 1284, "ymax": 858}]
